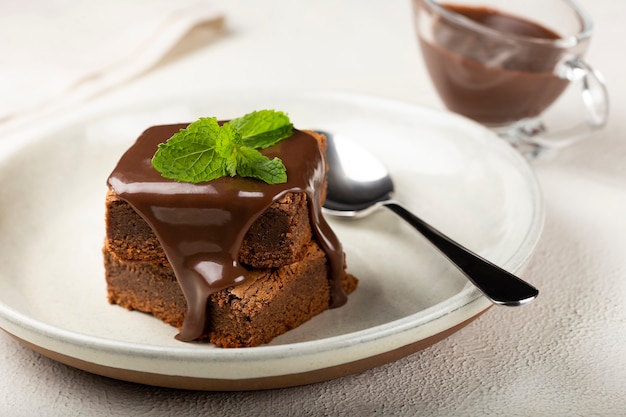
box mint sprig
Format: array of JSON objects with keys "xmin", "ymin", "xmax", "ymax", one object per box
[
  {"xmin": 230, "ymin": 109, "xmax": 294, "ymax": 149},
  {"xmin": 151, "ymin": 110, "xmax": 293, "ymax": 184}
]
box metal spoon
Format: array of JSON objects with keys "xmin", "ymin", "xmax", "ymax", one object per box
[{"xmin": 321, "ymin": 132, "xmax": 539, "ymax": 306}]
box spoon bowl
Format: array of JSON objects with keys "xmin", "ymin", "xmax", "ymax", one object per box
[{"xmin": 321, "ymin": 131, "xmax": 539, "ymax": 306}]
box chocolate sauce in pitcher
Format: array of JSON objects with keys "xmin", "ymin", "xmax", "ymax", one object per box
[
  {"xmin": 108, "ymin": 124, "xmax": 347, "ymax": 342},
  {"xmin": 419, "ymin": 4, "xmax": 570, "ymax": 125}
]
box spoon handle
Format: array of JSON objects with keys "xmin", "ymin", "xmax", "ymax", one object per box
[{"xmin": 384, "ymin": 201, "xmax": 538, "ymax": 306}]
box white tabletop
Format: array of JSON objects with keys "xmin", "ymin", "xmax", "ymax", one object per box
[{"xmin": 2, "ymin": 0, "xmax": 625, "ymax": 415}]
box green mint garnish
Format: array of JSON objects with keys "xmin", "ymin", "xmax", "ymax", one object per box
[
  {"xmin": 151, "ymin": 110, "xmax": 293, "ymax": 184},
  {"xmin": 230, "ymin": 109, "xmax": 294, "ymax": 149}
]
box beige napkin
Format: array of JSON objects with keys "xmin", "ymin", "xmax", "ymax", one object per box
[{"xmin": 0, "ymin": 0, "xmax": 224, "ymax": 130}]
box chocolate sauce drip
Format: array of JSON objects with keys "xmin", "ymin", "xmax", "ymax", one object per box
[{"xmin": 108, "ymin": 124, "xmax": 347, "ymax": 342}]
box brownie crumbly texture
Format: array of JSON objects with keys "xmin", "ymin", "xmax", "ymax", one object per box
[
  {"xmin": 105, "ymin": 189, "xmax": 314, "ymax": 268},
  {"xmin": 103, "ymin": 129, "xmax": 358, "ymax": 347},
  {"xmin": 104, "ymin": 242, "xmax": 357, "ymax": 348}
]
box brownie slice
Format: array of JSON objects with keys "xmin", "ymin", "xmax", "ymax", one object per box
[
  {"xmin": 105, "ymin": 188, "xmax": 313, "ymax": 268},
  {"xmin": 104, "ymin": 241, "xmax": 357, "ymax": 347},
  {"xmin": 103, "ymin": 127, "xmax": 357, "ymax": 347}
]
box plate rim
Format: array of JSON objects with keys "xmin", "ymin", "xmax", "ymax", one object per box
[{"xmin": 5, "ymin": 307, "xmax": 489, "ymax": 390}]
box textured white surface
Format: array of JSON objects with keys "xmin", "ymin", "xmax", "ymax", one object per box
[{"xmin": 1, "ymin": 0, "xmax": 626, "ymax": 415}]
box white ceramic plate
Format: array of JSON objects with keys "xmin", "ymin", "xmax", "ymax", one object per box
[{"xmin": 0, "ymin": 91, "xmax": 543, "ymax": 390}]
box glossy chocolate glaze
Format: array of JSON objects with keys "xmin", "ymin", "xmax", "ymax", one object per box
[{"xmin": 108, "ymin": 124, "xmax": 347, "ymax": 342}]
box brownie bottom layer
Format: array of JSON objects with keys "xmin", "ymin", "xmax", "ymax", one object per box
[{"xmin": 104, "ymin": 242, "xmax": 357, "ymax": 348}]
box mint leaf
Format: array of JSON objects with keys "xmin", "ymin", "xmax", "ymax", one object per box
[
  {"xmin": 151, "ymin": 117, "xmax": 227, "ymax": 183},
  {"xmin": 215, "ymin": 122, "xmax": 241, "ymax": 177},
  {"xmin": 230, "ymin": 110, "xmax": 293, "ymax": 149},
  {"xmin": 151, "ymin": 110, "xmax": 291, "ymax": 184},
  {"xmin": 235, "ymin": 146, "xmax": 287, "ymax": 184}
]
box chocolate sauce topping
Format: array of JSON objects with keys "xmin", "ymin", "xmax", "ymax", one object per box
[{"xmin": 108, "ymin": 124, "xmax": 347, "ymax": 342}]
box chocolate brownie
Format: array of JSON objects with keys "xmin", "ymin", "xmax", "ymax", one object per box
[
  {"xmin": 104, "ymin": 188, "xmax": 313, "ymax": 268},
  {"xmin": 104, "ymin": 242, "xmax": 357, "ymax": 347},
  {"xmin": 104, "ymin": 123, "xmax": 357, "ymax": 346}
]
